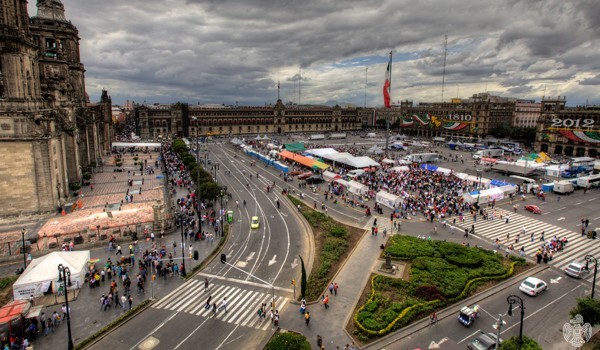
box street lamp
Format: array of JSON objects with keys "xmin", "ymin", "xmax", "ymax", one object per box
[
  {"xmin": 585, "ymin": 255, "xmax": 598, "ymax": 298},
  {"xmin": 96, "ymin": 225, "xmax": 101, "ymax": 239},
  {"xmin": 507, "ymin": 295, "xmax": 525, "ymax": 345},
  {"xmin": 475, "ymin": 168, "xmax": 482, "ymax": 206},
  {"xmin": 21, "ymin": 228, "xmax": 27, "ymax": 271},
  {"xmin": 179, "ymin": 215, "xmax": 186, "ymax": 277},
  {"xmin": 58, "ymin": 264, "xmax": 74, "ymax": 350}
]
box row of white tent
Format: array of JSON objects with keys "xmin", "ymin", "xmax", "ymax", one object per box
[{"xmin": 304, "ymin": 148, "xmax": 380, "ymax": 169}]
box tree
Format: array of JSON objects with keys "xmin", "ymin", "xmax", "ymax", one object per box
[
  {"xmin": 198, "ymin": 182, "xmax": 221, "ymax": 202},
  {"xmin": 172, "ymin": 139, "xmax": 187, "ymax": 154},
  {"xmin": 570, "ymin": 297, "xmax": 600, "ymax": 326},
  {"xmin": 181, "ymin": 154, "xmax": 196, "ymax": 168},
  {"xmin": 376, "ymin": 118, "xmax": 387, "ymax": 129},
  {"xmin": 264, "ymin": 331, "xmax": 311, "ymax": 350},
  {"xmin": 499, "ymin": 336, "xmax": 543, "ymax": 350},
  {"xmin": 299, "ymin": 255, "xmax": 307, "ymax": 299}
]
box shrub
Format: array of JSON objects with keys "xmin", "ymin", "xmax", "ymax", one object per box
[
  {"xmin": 265, "ymin": 331, "xmax": 311, "ymax": 350},
  {"xmin": 82, "ymin": 173, "xmax": 92, "ymax": 181},
  {"xmin": 499, "ymin": 336, "xmax": 543, "ymax": 350},
  {"xmin": 69, "ymin": 182, "xmax": 81, "ymax": 191},
  {"xmin": 385, "ymin": 235, "xmax": 437, "ymax": 259},
  {"xmin": 329, "ymin": 226, "xmax": 348, "ymax": 239},
  {"xmin": 570, "ymin": 297, "xmax": 600, "ymax": 326},
  {"xmin": 415, "ymin": 285, "xmax": 445, "ymax": 301}
]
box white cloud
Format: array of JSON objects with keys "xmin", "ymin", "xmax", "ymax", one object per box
[{"xmin": 28, "ymin": 0, "xmax": 600, "ymax": 106}]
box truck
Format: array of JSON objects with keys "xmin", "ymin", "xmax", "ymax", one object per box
[
  {"xmin": 472, "ymin": 149, "xmax": 504, "ymax": 160},
  {"xmin": 553, "ymin": 180, "xmax": 575, "ymax": 194},
  {"xmin": 309, "ymin": 134, "xmax": 325, "ymax": 140},
  {"xmin": 403, "ymin": 153, "xmax": 439, "ymax": 163}
]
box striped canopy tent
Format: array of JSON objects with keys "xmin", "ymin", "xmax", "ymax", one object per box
[{"xmin": 280, "ymin": 150, "xmax": 328, "ymax": 170}]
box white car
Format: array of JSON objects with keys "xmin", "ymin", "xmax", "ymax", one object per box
[
  {"xmin": 519, "ymin": 277, "xmax": 548, "ymax": 296},
  {"xmin": 565, "ymin": 262, "xmax": 591, "ymax": 279}
]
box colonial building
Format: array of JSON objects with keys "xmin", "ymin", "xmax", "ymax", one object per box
[
  {"xmin": 394, "ymin": 93, "xmax": 516, "ymax": 140},
  {"xmin": 135, "ymin": 99, "xmax": 362, "ymax": 139},
  {"xmin": 513, "ymin": 100, "xmax": 541, "ymax": 128},
  {"xmin": 0, "ymin": 0, "xmax": 110, "ymax": 216},
  {"xmin": 535, "ymin": 97, "xmax": 600, "ymax": 157}
]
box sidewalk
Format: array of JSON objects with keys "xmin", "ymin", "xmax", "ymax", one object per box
[
  {"xmin": 14, "ymin": 151, "xmax": 223, "ymax": 350},
  {"xmin": 279, "ymin": 209, "xmax": 402, "ymax": 349}
]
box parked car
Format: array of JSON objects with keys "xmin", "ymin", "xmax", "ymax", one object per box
[
  {"xmin": 305, "ymin": 176, "xmax": 324, "ymax": 184},
  {"xmin": 467, "ymin": 332, "xmax": 503, "ymax": 350},
  {"xmin": 525, "ymin": 205, "xmax": 541, "ymax": 214},
  {"xmin": 250, "ymin": 216, "xmax": 259, "ymax": 229},
  {"xmin": 289, "ymin": 170, "xmax": 303, "ymax": 176},
  {"xmin": 297, "ymin": 172, "xmax": 313, "ymax": 180},
  {"xmin": 565, "ymin": 262, "xmax": 591, "ymax": 279},
  {"xmin": 519, "ymin": 277, "xmax": 548, "ymax": 296}
]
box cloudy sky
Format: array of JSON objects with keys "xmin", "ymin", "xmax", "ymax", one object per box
[{"xmin": 30, "ymin": 0, "xmax": 600, "ymax": 107}]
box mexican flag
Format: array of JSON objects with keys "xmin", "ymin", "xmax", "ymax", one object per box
[{"xmin": 383, "ymin": 60, "xmax": 391, "ymax": 108}]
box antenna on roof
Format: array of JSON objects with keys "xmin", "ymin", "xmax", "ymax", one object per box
[{"xmin": 441, "ymin": 34, "xmax": 448, "ymax": 102}]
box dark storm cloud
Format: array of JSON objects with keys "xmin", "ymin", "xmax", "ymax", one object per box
[{"xmin": 31, "ymin": 0, "xmax": 600, "ymax": 106}]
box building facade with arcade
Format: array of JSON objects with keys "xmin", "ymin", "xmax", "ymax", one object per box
[
  {"xmin": 535, "ymin": 97, "xmax": 600, "ymax": 158},
  {"xmin": 394, "ymin": 93, "xmax": 515, "ymax": 141},
  {"xmin": 135, "ymin": 99, "xmax": 362, "ymax": 139}
]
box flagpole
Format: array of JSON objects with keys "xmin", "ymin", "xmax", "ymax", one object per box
[{"xmin": 385, "ymin": 51, "xmax": 392, "ymax": 157}]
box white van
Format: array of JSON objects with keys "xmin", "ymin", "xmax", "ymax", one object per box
[{"xmin": 346, "ymin": 169, "xmax": 365, "ymax": 179}]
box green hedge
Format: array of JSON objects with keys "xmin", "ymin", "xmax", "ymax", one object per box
[
  {"xmin": 354, "ymin": 236, "xmax": 525, "ymax": 337},
  {"xmin": 288, "ymin": 195, "xmax": 351, "ymax": 300}
]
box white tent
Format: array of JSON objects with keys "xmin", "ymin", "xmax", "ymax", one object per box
[
  {"xmin": 381, "ymin": 158, "xmax": 395, "ymax": 165},
  {"xmin": 323, "ymin": 170, "xmax": 341, "ymax": 182},
  {"xmin": 305, "ymin": 148, "xmax": 338, "ymax": 157},
  {"xmin": 366, "ymin": 132, "xmax": 377, "ymax": 138},
  {"xmin": 435, "ymin": 167, "xmax": 452, "ymax": 175},
  {"xmin": 13, "ymin": 251, "xmax": 90, "ymax": 300},
  {"xmin": 390, "ymin": 166, "xmax": 410, "ymax": 172},
  {"xmin": 367, "ymin": 145, "xmax": 383, "ymax": 155},
  {"xmin": 347, "ymin": 180, "xmax": 369, "ymax": 195},
  {"xmin": 376, "ymin": 190, "xmax": 402, "ymax": 209},
  {"xmin": 347, "ymin": 156, "xmax": 380, "ymax": 168},
  {"xmin": 334, "ymin": 178, "xmax": 351, "ymax": 187}
]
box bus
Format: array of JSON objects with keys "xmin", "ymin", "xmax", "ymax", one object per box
[
  {"xmin": 509, "ymin": 175, "xmax": 539, "ymax": 192},
  {"xmin": 577, "ymin": 174, "xmax": 600, "ymax": 189}
]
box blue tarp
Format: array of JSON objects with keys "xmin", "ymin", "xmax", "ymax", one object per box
[
  {"xmin": 490, "ymin": 179, "xmax": 512, "ymax": 187},
  {"xmin": 420, "ymin": 164, "xmax": 438, "ymax": 171}
]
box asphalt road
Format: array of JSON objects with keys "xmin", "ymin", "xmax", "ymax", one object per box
[{"xmin": 87, "ymin": 140, "xmax": 309, "ymax": 350}]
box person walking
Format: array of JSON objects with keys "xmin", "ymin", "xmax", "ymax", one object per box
[
  {"xmin": 328, "ymin": 283, "xmax": 334, "ymax": 295},
  {"xmin": 205, "ymin": 295, "xmax": 212, "ymax": 309},
  {"xmin": 128, "ymin": 295, "xmax": 133, "ymax": 310},
  {"xmin": 322, "ymin": 295, "xmax": 329, "ymax": 309},
  {"xmin": 305, "ymin": 311, "xmax": 310, "ymax": 326},
  {"xmin": 120, "ymin": 294, "xmax": 127, "ymax": 310},
  {"xmin": 204, "ymin": 278, "xmax": 209, "ymax": 292},
  {"xmin": 218, "ymin": 297, "xmax": 228, "ymax": 313},
  {"xmin": 212, "ymin": 303, "xmax": 218, "ymax": 317},
  {"xmin": 333, "ymin": 282, "xmax": 339, "ymax": 296},
  {"xmin": 116, "ymin": 245, "xmax": 122, "ymax": 256}
]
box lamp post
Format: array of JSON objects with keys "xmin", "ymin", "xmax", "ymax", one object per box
[
  {"xmin": 58, "ymin": 264, "xmax": 74, "ymax": 350},
  {"xmin": 585, "ymin": 255, "xmax": 598, "ymax": 298},
  {"xmin": 179, "ymin": 215, "xmax": 186, "ymax": 277},
  {"xmin": 21, "ymin": 228, "xmax": 27, "ymax": 271},
  {"xmin": 96, "ymin": 225, "xmax": 101, "ymax": 239},
  {"xmin": 476, "ymin": 168, "xmax": 482, "ymax": 206},
  {"xmin": 507, "ymin": 295, "xmax": 525, "ymax": 346}
]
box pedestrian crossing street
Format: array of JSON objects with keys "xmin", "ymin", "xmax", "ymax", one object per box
[
  {"xmin": 452, "ymin": 208, "xmax": 600, "ymax": 282},
  {"xmin": 151, "ymin": 278, "xmax": 288, "ymax": 330}
]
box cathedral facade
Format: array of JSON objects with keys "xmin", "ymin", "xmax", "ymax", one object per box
[{"xmin": 0, "ymin": 0, "xmax": 112, "ymax": 216}]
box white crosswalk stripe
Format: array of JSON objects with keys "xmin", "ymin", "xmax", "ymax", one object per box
[
  {"xmin": 152, "ymin": 279, "xmax": 288, "ymax": 329},
  {"xmin": 453, "ymin": 208, "xmax": 600, "ymax": 283}
]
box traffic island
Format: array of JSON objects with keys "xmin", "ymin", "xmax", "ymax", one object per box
[{"xmin": 346, "ymin": 235, "xmax": 533, "ymax": 346}]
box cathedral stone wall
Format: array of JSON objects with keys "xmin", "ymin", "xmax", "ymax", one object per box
[{"xmin": 0, "ymin": 142, "xmax": 40, "ymax": 214}]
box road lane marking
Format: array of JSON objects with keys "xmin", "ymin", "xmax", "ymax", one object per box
[
  {"xmin": 173, "ymin": 316, "xmax": 213, "ymax": 350},
  {"xmin": 129, "ymin": 311, "xmax": 179, "ymax": 350},
  {"xmin": 268, "ymin": 255, "xmax": 277, "ymax": 266},
  {"xmin": 500, "ymin": 284, "xmax": 581, "ymax": 335},
  {"xmin": 195, "ymin": 273, "xmax": 294, "ymax": 293},
  {"xmin": 458, "ymin": 329, "xmax": 483, "ymax": 344}
]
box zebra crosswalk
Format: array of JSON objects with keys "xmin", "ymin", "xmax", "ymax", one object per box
[
  {"xmin": 151, "ymin": 278, "xmax": 288, "ymax": 330},
  {"xmin": 452, "ymin": 208, "xmax": 600, "ymax": 282}
]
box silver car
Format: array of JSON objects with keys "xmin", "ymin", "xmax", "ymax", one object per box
[{"xmin": 565, "ymin": 262, "xmax": 590, "ymax": 279}]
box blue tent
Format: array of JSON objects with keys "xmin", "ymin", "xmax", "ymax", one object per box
[
  {"xmin": 490, "ymin": 179, "xmax": 512, "ymax": 187},
  {"xmin": 420, "ymin": 164, "xmax": 438, "ymax": 171}
]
